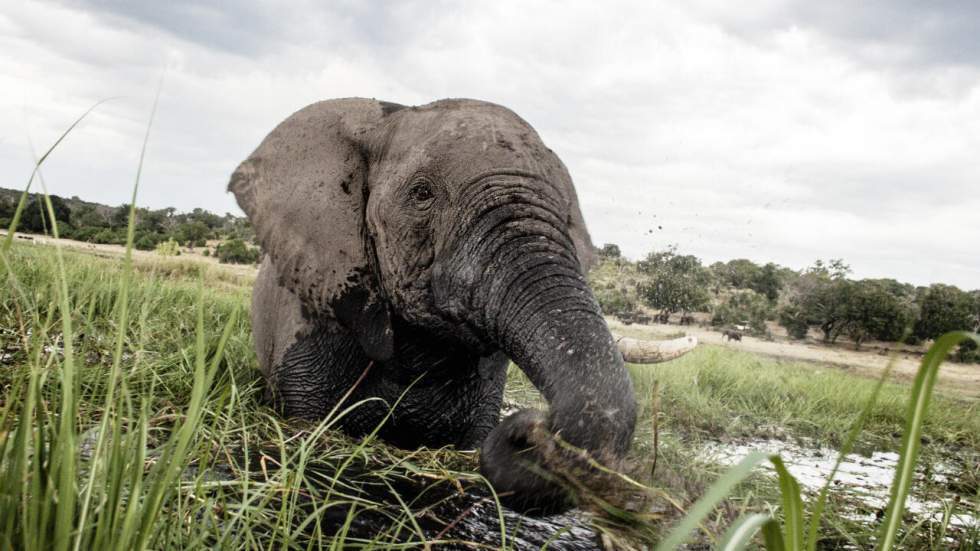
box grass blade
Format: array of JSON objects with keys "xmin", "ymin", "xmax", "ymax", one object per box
[
  {"xmin": 717, "ymin": 513, "xmax": 779, "ymax": 551},
  {"xmin": 656, "ymin": 451, "xmax": 769, "ymax": 550},
  {"xmin": 73, "ymin": 71, "xmax": 162, "ymax": 551},
  {"xmin": 806, "ymin": 357, "xmax": 897, "ymax": 550},
  {"xmin": 769, "ymin": 455, "xmax": 805, "ymax": 551},
  {"xmin": 877, "ymin": 331, "xmax": 980, "ymax": 550}
]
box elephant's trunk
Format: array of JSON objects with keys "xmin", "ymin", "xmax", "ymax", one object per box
[
  {"xmin": 432, "ymin": 177, "xmax": 637, "ymax": 512},
  {"xmin": 489, "ymin": 266, "xmax": 636, "ymax": 454}
]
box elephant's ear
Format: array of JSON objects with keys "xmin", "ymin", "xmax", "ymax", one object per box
[{"xmin": 229, "ymin": 98, "xmax": 397, "ymax": 361}]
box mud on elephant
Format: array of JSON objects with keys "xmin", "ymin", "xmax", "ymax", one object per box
[{"xmin": 229, "ymin": 98, "xmax": 690, "ymax": 514}]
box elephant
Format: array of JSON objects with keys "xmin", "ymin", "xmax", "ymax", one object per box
[
  {"xmin": 723, "ymin": 329, "xmax": 743, "ymax": 342},
  {"xmin": 229, "ymin": 98, "xmax": 691, "ymax": 514}
]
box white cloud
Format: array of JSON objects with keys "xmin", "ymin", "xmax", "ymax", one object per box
[{"xmin": 0, "ymin": 0, "xmax": 977, "ymax": 288}]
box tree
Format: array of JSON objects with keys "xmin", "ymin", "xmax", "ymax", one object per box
[
  {"xmin": 637, "ymin": 246, "xmax": 711, "ymax": 322},
  {"xmin": 712, "ymin": 289, "xmax": 772, "ymax": 335},
  {"xmin": 188, "ymin": 207, "xmax": 223, "ymax": 229},
  {"xmin": 714, "ymin": 259, "xmax": 761, "ymax": 289},
  {"xmin": 750, "ymin": 263, "xmax": 782, "ymax": 303},
  {"xmin": 72, "ymin": 204, "xmax": 108, "ymax": 228},
  {"xmin": 0, "ymin": 196, "xmax": 15, "ymax": 220},
  {"xmin": 778, "ymin": 303, "xmax": 810, "ymax": 340},
  {"xmin": 137, "ymin": 208, "xmax": 168, "ymax": 234},
  {"xmin": 175, "ymin": 220, "xmax": 210, "ymax": 246},
  {"xmin": 840, "ymin": 279, "xmax": 916, "ymax": 349},
  {"xmin": 972, "ymin": 290, "xmax": 980, "ymax": 330},
  {"xmin": 20, "ymin": 194, "xmax": 71, "ymax": 233},
  {"xmin": 778, "ymin": 262, "xmax": 848, "ymax": 342},
  {"xmin": 914, "ymin": 284, "xmax": 976, "ymax": 341},
  {"xmin": 805, "ymin": 258, "xmax": 851, "ymax": 280},
  {"xmin": 598, "ymin": 243, "xmax": 622, "ymax": 259},
  {"xmin": 109, "ymin": 205, "xmax": 132, "ymax": 229}
]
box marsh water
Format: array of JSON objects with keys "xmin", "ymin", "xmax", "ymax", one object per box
[{"xmin": 701, "ymin": 437, "xmax": 979, "ymax": 536}]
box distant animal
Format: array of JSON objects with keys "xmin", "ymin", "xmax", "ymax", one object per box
[
  {"xmin": 723, "ymin": 329, "xmax": 743, "ymax": 342},
  {"xmin": 679, "ymin": 314, "xmax": 695, "ymax": 326},
  {"xmin": 230, "ymin": 98, "xmax": 692, "ymax": 514},
  {"xmin": 616, "ymin": 312, "xmax": 636, "ymax": 325}
]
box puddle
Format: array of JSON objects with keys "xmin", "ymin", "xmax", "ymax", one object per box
[{"xmin": 701, "ymin": 438, "xmax": 978, "ymax": 530}]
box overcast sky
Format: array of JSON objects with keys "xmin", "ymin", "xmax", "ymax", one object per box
[{"xmin": 1, "ymin": 1, "xmax": 978, "ymax": 288}]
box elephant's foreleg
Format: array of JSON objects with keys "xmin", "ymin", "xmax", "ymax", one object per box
[
  {"xmin": 454, "ymin": 352, "xmax": 510, "ymax": 449},
  {"xmin": 272, "ymin": 328, "xmax": 375, "ymax": 422}
]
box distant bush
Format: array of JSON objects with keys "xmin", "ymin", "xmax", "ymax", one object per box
[
  {"xmin": 155, "ymin": 238, "xmax": 180, "ymax": 256},
  {"xmin": 134, "ymin": 232, "xmax": 159, "ymax": 251},
  {"xmin": 216, "ymin": 239, "xmax": 259, "ymax": 264},
  {"xmin": 956, "ymin": 339, "xmax": 979, "ymax": 363},
  {"xmin": 594, "ymin": 283, "xmax": 638, "ymax": 316},
  {"xmin": 589, "ymin": 256, "xmax": 644, "ymax": 318},
  {"xmin": 70, "ymin": 226, "xmax": 100, "ymax": 242},
  {"xmin": 93, "ymin": 228, "xmax": 125, "ymax": 245}
]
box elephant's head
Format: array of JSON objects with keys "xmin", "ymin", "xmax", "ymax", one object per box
[{"xmin": 230, "ymin": 98, "xmax": 636, "ymax": 512}]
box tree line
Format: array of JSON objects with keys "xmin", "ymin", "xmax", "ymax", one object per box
[
  {"xmin": 590, "ymin": 244, "xmax": 980, "ymax": 363},
  {"xmin": 0, "ymin": 190, "xmax": 260, "ymax": 265}
]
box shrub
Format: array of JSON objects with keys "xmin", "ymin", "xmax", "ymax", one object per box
[
  {"xmin": 134, "ymin": 232, "xmax": 159, "ymax": 251},
  {"xmin": 155, "ymin": 238, "xmax": 180, "ymax": 256},
  {"xmin": 70, "ymin": 226, "xmax": 100, "ymax": 243},
  {"xmin": 93, "ymin": 228, "xmax": 125, "ymax": 245},
  {"xmin": 216, "ymin": 239, "xmax": 259, "ymax": 264},
  {"xmin": 955, "ymin": 339, "xmax": 979, "ymax": 363},
  {"xmin": 594, "ymin": 284, "xmax": 638, "ymax": 316}
]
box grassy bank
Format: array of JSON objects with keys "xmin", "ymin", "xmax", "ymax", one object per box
[{"xmin": 1, "ymin": 242, "xmax": 978, "ymax": 549}]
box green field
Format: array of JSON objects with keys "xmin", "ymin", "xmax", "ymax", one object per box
[{"xmin": 1, "ymin": 243, "xmax": 978, "ymax": 549}]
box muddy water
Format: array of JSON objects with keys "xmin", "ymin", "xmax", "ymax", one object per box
[{"xmin": 701, "ymin": 438, "xmax": 978, "ymax": 530}]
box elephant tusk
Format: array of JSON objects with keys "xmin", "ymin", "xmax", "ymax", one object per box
[{"xmin": 613, "ymin": 334, "xmax": 698, "ymax": 364}]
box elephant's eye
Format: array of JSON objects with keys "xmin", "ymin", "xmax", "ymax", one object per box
[{"xmin": 409, "ymin": 181, "xmax": 435, "ymax": 204}]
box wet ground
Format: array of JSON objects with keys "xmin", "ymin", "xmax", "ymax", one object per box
[{"xmin": 701, "ymin": 437, "xmax": 979, "ymax": 534}]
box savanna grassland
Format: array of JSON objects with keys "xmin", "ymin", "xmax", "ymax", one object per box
[{"xmin": 1, "ymin": 239, "xmax": 978, "ymax": 550}]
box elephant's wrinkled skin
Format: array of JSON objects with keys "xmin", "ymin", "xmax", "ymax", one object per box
[{"xmin": 229, "ymin": 98, "xmax": 636, "ymax": 514}]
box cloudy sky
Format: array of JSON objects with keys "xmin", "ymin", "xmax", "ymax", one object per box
[{"xmin": 1, "ymin": 1, "xmax": 978, "ymax": 288}]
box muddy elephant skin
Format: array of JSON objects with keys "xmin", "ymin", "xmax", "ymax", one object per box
[{"xmin": 229, "ymin": 98, "xmax": 636, "ymax": 514}]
